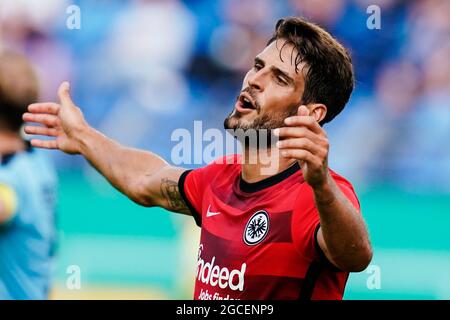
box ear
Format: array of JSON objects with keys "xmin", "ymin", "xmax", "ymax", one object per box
[{"xmin": 309, "ymin": 103, "xmax": 327, "ymax": 123}]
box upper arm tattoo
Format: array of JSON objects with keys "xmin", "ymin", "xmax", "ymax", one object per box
[{"xmin": 160, "ymin": 178, "xmax": 190, "ymax": 215}]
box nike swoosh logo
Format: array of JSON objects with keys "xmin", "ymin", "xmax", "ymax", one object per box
[{"xmin": 206, "ymin": 205, "xmax": 221, "ymax": 217}]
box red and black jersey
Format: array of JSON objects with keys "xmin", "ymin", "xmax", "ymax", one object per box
[{"xmin": 178, "ymin": 155, "xmax": 361, "ymax": 300}]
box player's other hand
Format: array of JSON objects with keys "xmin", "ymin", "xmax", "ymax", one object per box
[
  {"xmin": 23, "ymin": 81, "xmax": 88, "ymax": 154},
  {"xmin": 274, "ymin": 105, "xmax": 330, "ymax": 189}
]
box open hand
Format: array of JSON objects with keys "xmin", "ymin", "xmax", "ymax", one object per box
[{"xmin": 23, "ymin": 82, "xmax": 88, "ymax": 154}]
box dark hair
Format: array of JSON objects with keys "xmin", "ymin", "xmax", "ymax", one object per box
[
  {"xmin": 268, "ymin": 17, "xmax": 354, "ymax": 125},
  {"xmin": 0, "ymin": 51, "xmax": 39, "ymax": 132}
]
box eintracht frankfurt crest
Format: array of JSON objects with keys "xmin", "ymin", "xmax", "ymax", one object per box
[{"xmin": 243, "ymin": 210, "xmax": 270, "ymax": 245}]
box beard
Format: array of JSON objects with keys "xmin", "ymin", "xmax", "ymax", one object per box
[
  {"xmin": 223, "ymin": 102, "xmax": 298, "ymax": 149},
  {"xmin": 224, "ymin": 111, "xmax": 289, "ymax": 131}
]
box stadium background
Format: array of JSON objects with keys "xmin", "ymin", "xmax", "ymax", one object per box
[{"xmin": 1, "ymin": 0, "xmax": 449, "ymax": 299}]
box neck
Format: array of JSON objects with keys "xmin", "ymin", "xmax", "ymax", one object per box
[
  {"xmin": 241, "ymin": 146, "xmax": 297, "ymax": 183},
  {"xmin": 0, "ymin": 131, "xmax": 26, "ymax": 155}
]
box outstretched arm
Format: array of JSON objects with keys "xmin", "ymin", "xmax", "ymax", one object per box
[{"xmin": 23, "ymin": 82, "xmax": 190, "ymax": 214}]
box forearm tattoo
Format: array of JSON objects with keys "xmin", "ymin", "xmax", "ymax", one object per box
[{"xmin": 160, "ymin": 178, "xmax": 190, "ymax": 214}]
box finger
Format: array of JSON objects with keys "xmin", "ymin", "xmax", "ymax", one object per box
[
  {"xmin": 24, "ymin": 125, "xmax": 58, "ymax": 137},
  {"xmin": 280, "ymin": 149, "xmax": 316, "ymax": 164},
  {"xmin": 58, "ymin": 81, "xmax": 75, "ymax": 107},
  {"xmin": 30, "ymin": 139, "xmax": 58, "ymax": 149},
  {"xmin": 28, "ymin": 103, "xmax": 60, "ymax": 115},
  {"xmin": 274, "ymin": 126, "xmax": 325, "ymax": 141},
  {"xmin": 276, "ymin": 137, "xmax": 322, "ymax": 154},
  {"xmin": 23, "ymin": 113, "xmax": 59, "ymax": 127},
  {"xmin": 283, "ymin": 116, "xmax": 323, "ymax": 135},
  {"xmin": 273, "ymin": 126, "xmax": 318, "ymax": 142}
]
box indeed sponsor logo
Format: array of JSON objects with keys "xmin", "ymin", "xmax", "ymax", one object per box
[{"xmin": 196, "ymin": 245, "xmax": 246, "ymax": 291}]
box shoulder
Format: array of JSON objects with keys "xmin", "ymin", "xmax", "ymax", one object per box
[
  {"xmin": 328, "ymin": 169, "xmax": 356, "ymax": 198},
  {"xmin": 328, "ymin": 169, "xmax": 360, "ymax": 207},
  {"xmin": 328, "ymin": 169, "xmax": 355, "ymax": 189},
  {"xmin": 191, "ymin": 154, "xmax": 241, "ymax": 176},
  {"xmin": 209, "ymin": 154, "xmax": 242, "ymax": 167},
  {"xmin": 294, "ymin": 168, "xmax": 359, "ymax": 210},
  {"xmin": 181, "ymin": 154, "xmax": 241, "ymax": 193}
]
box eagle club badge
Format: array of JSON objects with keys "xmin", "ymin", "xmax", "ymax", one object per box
[{"xmin": 243, "ymin": 210, "xmax": 270, "ymax": 245}]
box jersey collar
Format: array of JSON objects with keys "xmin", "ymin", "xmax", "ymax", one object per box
[{"xmin": 239, "ymin": 162, "xmax": 301, "ymax": 193}]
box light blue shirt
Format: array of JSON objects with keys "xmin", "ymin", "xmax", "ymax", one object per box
[{"xmin": 0, "ymin": 144, "xmax": 57, "ymax": 300}]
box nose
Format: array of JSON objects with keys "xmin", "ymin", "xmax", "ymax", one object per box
[{"xmin": 247, "ymin": 70, "xmax": 264, "ymax": 92}]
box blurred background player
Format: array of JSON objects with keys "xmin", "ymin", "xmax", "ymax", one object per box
[{"xmin": 0, "ymin": 51, "xmax": 58, "ymax": 300}]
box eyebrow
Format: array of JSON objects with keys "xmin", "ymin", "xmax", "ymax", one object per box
[{"xmin": 254, "ymin": 57, "xmax": 295, "ymax": 85}]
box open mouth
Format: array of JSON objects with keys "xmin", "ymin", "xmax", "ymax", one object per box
[{"xmin": 238, "ymin": 93, "xmax": 256, "ymax": 110}]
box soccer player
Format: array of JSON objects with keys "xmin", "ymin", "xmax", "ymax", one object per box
[
  {"xmin": 0, "ymin": 51, "xmax": 58, "ymax": 299},
  {"xmin": 24, "ymin": 17, "xmax": 372, "ymax": 300}
]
